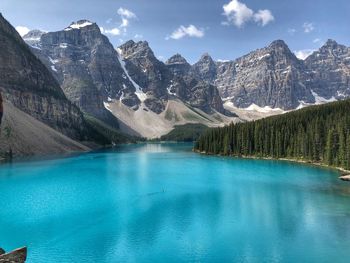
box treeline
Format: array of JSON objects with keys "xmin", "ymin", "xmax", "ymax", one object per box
[
  {"xmin": 159, "ymin": 124, "xmax": 208, "ymax": 142},
  {"xmin": 194, "ymin": 99, "xmax": 350, "ymax": 170}
]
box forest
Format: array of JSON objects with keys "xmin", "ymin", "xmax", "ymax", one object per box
[{"xmin": 194, "ymin": 99, "xmax": 350, "ymax": 170}]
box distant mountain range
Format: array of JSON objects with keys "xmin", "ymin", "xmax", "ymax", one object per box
[{"xmin": 1, "ymin": 13, "xmax": 349, "ymax": 154}]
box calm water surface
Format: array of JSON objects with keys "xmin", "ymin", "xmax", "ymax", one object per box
[{"xmin": 0, "ymin": 143, "xmax": 350, "ymax": 262}]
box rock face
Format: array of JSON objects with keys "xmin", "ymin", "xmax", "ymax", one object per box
[
  {"xmin": 194, "ymin": 40, "xmax": 315, "ymax": 110},
  {"xmin": 22, "ymin": 18, "xmax": 350, "ymax": 115},
  {"xmin": 0, "ymin": 247, "xmax": 27, "ymax": 263},
  {"xmin": 117, "ymin": 41, "xmax": 226, "ymax": 114},
  {"xmin": 118, "ymin": 40, "xmax": 170, "ymax": 113},
  {"xmin": 305, "ymin": 39, "xmax": 350, "ymax": 100},
  {"xmin": 165, "ymin": 54, "xmax": 225, "ymax": 114},
  {"xmin": 193, "ymin": 39, "xmax": 350, "ymax": 110},
  {"xmin": 0, "ymin": 13, "xmax": 89, "ymax": 140},
  {"xmin": 24, "ymin": 20, "xmax": 142, "ymax": 127}
]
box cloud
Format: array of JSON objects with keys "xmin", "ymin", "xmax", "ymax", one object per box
[
  {"xmin": 15, "ymin": 26, "xmax": 30, "ymax": 37},
  {"xmin": 313, "ymin": 38, "xmax": 321, "ymax": 43},
  {"xmin": 294, "ymin": 49, "xmax": 315, "ymax": 60},
  {"xmin": 303, "ymin": 22, "xmax": 314, "ymax": 33},
  {"xmin": 117, "ymin": 7, "xmax": 137, "ymax": 29},
  {"xmin": 117, "ymin": 8, "xmax": 137, "ymax": 19},
  {"xmin": 100, "ymin": 27, "xmax": 121, "ymax": 36},
  {"xmin": 222, "ymin": 0, "xmax": 274, "ymax": 28},
  {"xmin": 101, "ymin": 7, "xmax": 137, "ymax": 37},
  {"xmin": 167, "ymin": 25, "xmax": 205, "ymax": 40},
  {"xmin": 288, "ymin": 28, "xmax": 297, "ymax": 35},
  {"xmin": 254, "ymin": 10, "xmax": 274, "ymax": 26},
  {"xmin": 223, "ymin": 0, "xmax": 254, "ymax": 27}
]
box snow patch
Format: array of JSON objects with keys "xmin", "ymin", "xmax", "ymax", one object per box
[
  {"xmin": 60, "ymin": 43, "xmax": 68, "ymax": 49},
  {"xmin": 245, "ymin": 104, "xmax": 285, "ymax": 113},
  {"xmin": 258, "ymin": 53, "xmax": 271, "ymax": 60},
  {"xmin": 65, "ymin": 21, "xmax": 93, "ymax": 31},
  {"xmin": 51, "ymin": 65, "xmax": 58, "ymax": 72},
  {"xmin": 311, "ymin": 90, "xmax": 337, "ymax": 104},
  {"xmin": 117, "ymin": 54, "xmax": 147, "ymax": 102},
  {"xmin": 48, "ymin": 57, "xmax": 59, "ymax": 64},
  {"xmin": 337, "ymin": 91, "xmax": 346, "ymax": 98}
]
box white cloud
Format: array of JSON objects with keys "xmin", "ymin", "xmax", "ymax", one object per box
[
  {"xmin": 222, "ymin": 0, "xmax": 274, "ymax": 28},
  {"xmin": 117, "ymin": 8, "xmax": 137, "ymax": 19},
  {"xmin": 313, "ymin": 38, "xmax": 321, "ymax": 43},
  {"xmin": 167, "ymin": 25, "xmax": 205, "ymax": 40},
  {"xmin": 303, "ymin": 22, "xmax": 314, "ymax": 33},
  {"xmin": 294, "ymin": 49, "xmax": 315, "ymax": 60},
  {"xmin": 116, "ymin": 7, "xmax": 137, "ymax": 33},
  {"xmin": 254, "ymin": 10, "xmax": 274, "ymax": 26},
  {"xmin": 101, "ymin": 7, "xmax": 137, "ymax": 37},
  {"xmin": 223, "ymin": 0, "xmax": 254, "ymax": 28},
  {"xmin": 15, "ymin": 26, "xmax": 30, "ymax": 37},
  {"xmin": 120, "ymin": 18, "xmax": 129, "ymax": 28},
  {"xmin": 288, "ymin": 28, "xmax": 297, "ymax": 35},
  {"xmin": 100, "ymin": 27, "xmax": 121, "ymax": 36}
]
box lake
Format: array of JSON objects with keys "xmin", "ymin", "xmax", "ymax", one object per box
[{"xmin": 0, "ymin": 143, "xmax": 350, "ymax": 262}]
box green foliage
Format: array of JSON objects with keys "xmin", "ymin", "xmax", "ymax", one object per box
[
  {"xmin": 194, "ymin": 99, "xmax": 350, "ymax": 170},
  {"xmin": 160, "ymin": 124, "xmax": 209, "ymax": 142},
  {"xmin": 84, "ymin": 114, "xmax": 143, "ymax": 145}
]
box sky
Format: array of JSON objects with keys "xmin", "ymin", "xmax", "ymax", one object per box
[{"xmin": 1, "ymin": 0, "xmax": 350, "ymax": 63}]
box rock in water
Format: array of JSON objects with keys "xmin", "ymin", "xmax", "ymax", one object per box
[{"xmin": 0, "ymin": 247, "xmax": 27, "ymax": 263}]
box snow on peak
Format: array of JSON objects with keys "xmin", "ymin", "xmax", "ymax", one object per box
[
  {"xmin": 117, "ymin": 54, "xmax": 147, "ymax": 102},
  {"xmin": 65, "ymin": 20, "xmax": 93, "ymax": 31}
]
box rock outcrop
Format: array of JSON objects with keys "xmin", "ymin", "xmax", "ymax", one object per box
[
  {"xmin": 165, "ymin": 54, "xmax": 225, "ymax": 114},
  {"xmin": 23, "ymin": 20, "xmax": 141, "ymax": 127},
  {"xmin": 0, "ymin": 247, "xmax": 27, "ymax": 263},
  {"xmin": 305, "ymin": 39, "xmax": 350, "ymax": 100},
  {"xmin": 0, "ymin": 13, "xmax": 90, "ymax": 140},
  {"xmin": 194, "ymin": 40, "xmax": 315, "ymax": 110}
]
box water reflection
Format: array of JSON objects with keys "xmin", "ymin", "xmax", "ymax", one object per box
[{"xmin": 0, "ymin": 144, "xmax": 349, "ymax": 262}]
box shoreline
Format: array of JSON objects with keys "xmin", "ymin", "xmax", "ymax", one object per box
[{"xmin": 193, "ymin": 149, "xmax": 350, "ymax": 181}]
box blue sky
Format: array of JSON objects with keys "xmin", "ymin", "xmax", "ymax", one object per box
[{"xmin": 2, "ymin": 0, "xmax": 349, "ymax": 63}]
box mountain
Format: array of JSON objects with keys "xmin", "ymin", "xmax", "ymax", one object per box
[
  {"xmin": 118, "ymin": 40, "xmax": 226, "ymax": 115},
  {"xmin": 117, "ymin": 40, "xmax": 170, "ymax": 113},
  {"xmin": 165, "ymin": 54, "xmax": 225, "ymax": 114},
  {"xmin": 305, "ymin": 39, "xmax": 350, "ymax": 100},
  {"xmin": 23, "ymin": 20, "xmax": 141, "ymax": 128},
  {"xmin": 20, "ymin": 17, "xmax": 350, "ymax": 137},
  {"xmin": 194, "ymin": 40, "xmax": 315, "ymax": 110},
  {"xmin": 24, "ymin": 23, "xmax": 229, "ymax": 139},
  {"xmin": 0, "ymin": 13, "xmax": 89, "ymax": 140}
]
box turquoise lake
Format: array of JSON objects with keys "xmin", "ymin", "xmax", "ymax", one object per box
[{"xmin": 1, "ymin": 143, "xmax": 350, "ymax": 262}]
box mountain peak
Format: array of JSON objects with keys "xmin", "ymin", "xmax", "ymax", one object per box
[
  {"xmin": 324, "ymin": 39, "xmax": 339, "ymax": 47},
  {"xmin": 166, "ymin": 53, "xmax": 188, "ymax": 65},
  {"xmin": 269, "ymin": 40, "xmax": 288, "ymax": 49},
  {"xmin": 23, "ymin": 29, "xmax": 45, "ymax": 39},
  {"xmin": 199, "ymin": 53, "xmax": 214, "ymax": 62}
]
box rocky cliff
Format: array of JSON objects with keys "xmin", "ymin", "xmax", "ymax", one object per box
[
  {"xmin": 192, "ymin": 39, "xmax": 350, "ymax": 110},
  {"xmin": 0, "ymin": 13, "xmax": 89, "ymax": 140},
  {"xmin": 305, "ymin": 39, "xmax": 350, "ymax": 100},
  {"xmin": 23, "ymin": 20, "xmax": 141, "ymax": 127}
]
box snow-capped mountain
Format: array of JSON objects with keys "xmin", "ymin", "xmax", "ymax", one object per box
[{"xmin": 22, "ymin": 19, "xmax": 350, "ymax": 137}]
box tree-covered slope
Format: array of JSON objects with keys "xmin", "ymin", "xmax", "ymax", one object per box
[
  {"xmin": 160, "ymin": 123, "xmax": 208, "ymax": 142},
  {"xmin": 195, "ymin": 99, "xmax": 350, "ymax": 170}
]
